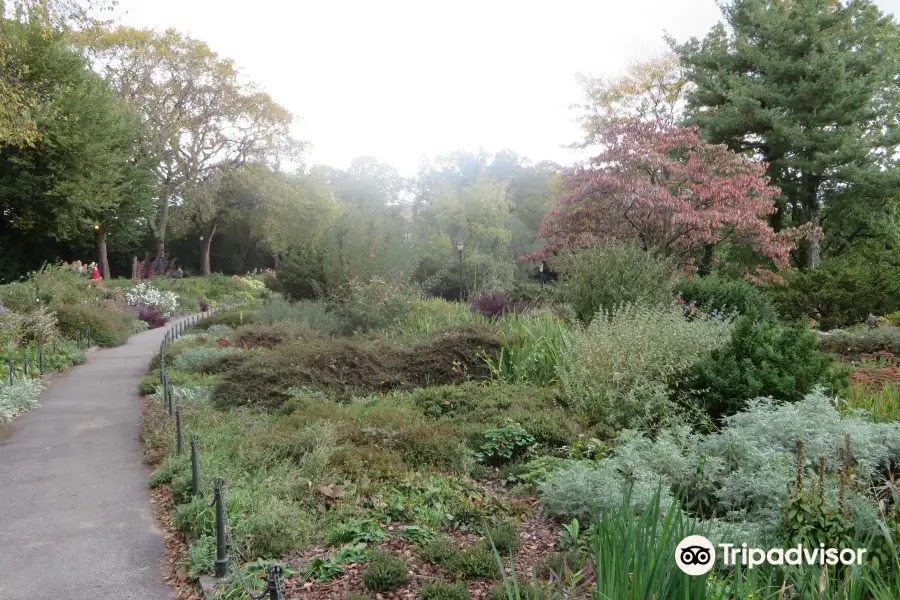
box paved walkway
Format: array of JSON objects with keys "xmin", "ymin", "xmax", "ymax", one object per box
[{"xmin": 0, "ymin": 318, "xmax": 188, "ymax": 600}]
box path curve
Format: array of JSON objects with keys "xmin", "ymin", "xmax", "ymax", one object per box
[{"xmin": 0, "ymin": 317, "xmax": 191, "ymax": 600}]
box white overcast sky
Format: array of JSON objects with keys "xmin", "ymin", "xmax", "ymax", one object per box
[{"xmin": 110, "ymin": 0, "xmax": 900, "ymax": 176}]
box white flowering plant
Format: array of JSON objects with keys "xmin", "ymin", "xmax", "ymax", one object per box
[{"xmin": 125, "ymin": 282, "xmax": 179, "ymax": 316}]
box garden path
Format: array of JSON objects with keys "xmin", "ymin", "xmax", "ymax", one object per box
[{"xmin": 0, "ymin": 318, "xmax": 190, "ymax": 600}]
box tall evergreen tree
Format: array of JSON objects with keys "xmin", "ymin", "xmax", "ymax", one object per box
[{"xmin": 674, "ymin": 0, "xmax": 900, "ymax": 268}]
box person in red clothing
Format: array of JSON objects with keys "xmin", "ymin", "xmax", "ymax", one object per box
[{"xmin": 90, "ymin": 263, "xmax": 101, "ymax": 280}]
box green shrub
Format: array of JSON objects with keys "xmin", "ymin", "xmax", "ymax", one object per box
[
  {"xmin": 256, "ymin": 296, "xmax": 345, "ymax": 334},
  {"xmin": 173, "ymin": 347, "xmax": 244, "ymax": 373},
  {"xmin": 334, "ymin": 277, "xmax": 419, "ymax": 332},
  {"xmin": 685, "ymin": 316, "xmax": 845, "ymax": 420},
  {"xmin": 449, "ymin": 542, "xmax": 500, "ymax": 580},
  {"xmin": 264, "ymin": 246, "xmax": 327, "ymax": 300},
  {"xmin": 419, "ymin": 582, "xmax": 469, "ymax": 600},
  {"xmin": 557, "ymin": 302, "xmax": 729, "ymax": 430},
  {"xmin": 54, "ymin": 305, "xmax": 132, "ymax": 347},
  {"xmin": 185, "ymin": 535, "xmax": 216, "ymax": 579},
  {"xmin": 677, "ymin": 275, "xmax": 778, "ymax": 322},
  {"xmin": 552, "ymin": 244, "xmax": 677, "ymax": 323},
  {"xmin": 767, "ymin": 254, "xmax": 900, "ymax": 329},
  {"xmin": 362, "ymin": 550, "xmax": 409, "ymax": 591}
]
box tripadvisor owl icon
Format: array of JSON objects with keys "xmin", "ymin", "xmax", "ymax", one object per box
[{"xmin": 676, "ymin": 535, "xmax": 716, "ymax": 576}]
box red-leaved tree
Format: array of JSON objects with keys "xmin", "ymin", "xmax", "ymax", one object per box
[{"xmin": 529, "ymin": 121, "xmax": 807, "ymax": 269}]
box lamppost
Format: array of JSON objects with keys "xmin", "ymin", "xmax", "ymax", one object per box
[
  {"xmin": 456, "ymin": 240, "xmax": 464, "ymax": 300},
  {"xmin": 539, "ymin": 261, "xmax": 545, "ymax": 290}
]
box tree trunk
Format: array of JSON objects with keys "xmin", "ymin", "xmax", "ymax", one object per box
[
  {"xmin": 806, "ymin": 177, "xmax": 821, "ymax": 269},
  {"xmin": 97, "ymin": 231, "xmax": 111, "ymax": 280},
  {"xmin": 201, "ymin": 221, "xmax": 217, "ymax": 276},
  {"xmin": 698, "ymin": 244, "xmax": 715, "ymax": 277}
]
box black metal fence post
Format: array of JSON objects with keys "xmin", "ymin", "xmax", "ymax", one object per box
[
  {"xmin": 76, "ymin": 332, "xmax": 81, "ymax": 349},
  {"xmin": 86, "ymin": 327, "xmax": 91, "ymax": 347},
  {"xmin": 167, "ymin": 385, "xmax": 174, "ymax": 417},
  {"xmin": 23, "ymin": 355, "xmax": 28, "ymax": 377},
  {"xmin": 7, "ymin": 359, "xmax": 13, "ymax": 386},
  {"xmin": 265, "ymin": 565, "xmax": 285, "ymax": 600},
  {"xmin": 39, "ymin": 344, "xmax": 44, "ymax": 374},
  {"xmin": 191, "ymin": 435, "xmax": 202, "ymax": 497},
  {"xmin": 53, "ymin": 339, "xmax": 57, "ymax": 354},
  {"xmin": 212, "ymin": 477, "xmax": 228, "ymax": 578},
  {"xmin": 175, "ymin": 407, "xmax": 184, "ymax": 455}
]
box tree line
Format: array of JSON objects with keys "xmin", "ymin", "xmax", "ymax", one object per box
[{"xmin": 2, "ymin": 0, "xmax": 899, "ymax": 292}]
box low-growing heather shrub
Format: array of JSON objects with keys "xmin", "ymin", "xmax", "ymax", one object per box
[
  {"xmin": 55, "ymin": 305, "xmax": 133, "ymax": 347},
  {"xmin": 131, "ymin": 319, "xmax": 150, "ymax": 334},
  {"xmin": 421, "ymin": 538, "xmax": 456, "ymax": 564},
  {"xmin": 233, "ymin": 322, "xmax": 314, "ymax": 349},
  {"xmin": 552, "ymin": 244, "xmax": 677, "ymax": 323},
  {"xmin": 677, "ymin": 276, "xmax": 778, "ymax": 322},
  {"xmin": 483, "ymin": 519, "xmax": 521, "ymax": 555},
  {"xmin": 206, "ymin": 324, "xmax": 234, "ymax": 339},
  {"xmin": 173, "ymin": 347, "xmax": 244, "ymax": 373},
  {"xmin": 212, "ymin": 326, "xmax": 500, "ymax": 410},
  {"xmin": 819, "ymin": 326, "xmax": 900, "ymax": 360},
  {"xmin": 449, "ymin": 542, "xmax": 500, "ymax": 580},
  {"xmin": 419, "ymin": 582, "xmax": 469, "ymax": 600},
  {"xmin": 685, "ymin": 316, "xmax": 845, "ymax": 420},
  {"xmin": 0, "ymin": 378, "xmax": 43, "ymax": 422},
  {"xmin": 362, "ymin": 550, "xmax": 408, "ymax": 591},
  {"xmin": 557, "ymin": 302, "xmax": 729, "ymax": 430},
  {"xmin": 195, "ymin": 308, "xmax": 254, "ymax": 330}
]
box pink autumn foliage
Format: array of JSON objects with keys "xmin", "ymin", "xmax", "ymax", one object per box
[{"xmin": 527, "ymin": 121, "xmax": 808, "ymax": 270}]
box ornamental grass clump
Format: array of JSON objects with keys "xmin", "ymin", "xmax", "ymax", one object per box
[{"xmin": 557, "ymin": 302, "xmax": 728, "ymax": 430}]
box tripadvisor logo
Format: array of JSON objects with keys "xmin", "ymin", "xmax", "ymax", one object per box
[
  {"xmin": 675, "ymin": 535, "xmax": 716, "ymax": 576},
  {"xmin": 675, "ymin": 536, "xmax": 868, "ymax": 575}
]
